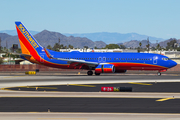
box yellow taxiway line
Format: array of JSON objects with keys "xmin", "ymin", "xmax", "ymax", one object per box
[
  {"xmin": 69, "ymin": 84, "xmax": 96, "ymax": 87},
  {"xmin": 129, "ymin": 82, "xmax": 152, "ymax": 85},
  {"xmin": 156, "ymin": 98, "xmax": 175, "ymax": 101}
]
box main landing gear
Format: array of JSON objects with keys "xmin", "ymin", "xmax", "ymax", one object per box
[
  {"xmin": 87, "ymin": 71, "xmax": 101, "ymax": 76},
  {"xmin": 87, "ymin": 71, "xmax": 93, "ymax": 75}
]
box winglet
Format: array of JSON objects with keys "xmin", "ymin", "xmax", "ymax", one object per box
[{"xmin": 44, "ymin": 47, "xmax": 53, "ymax": 59}]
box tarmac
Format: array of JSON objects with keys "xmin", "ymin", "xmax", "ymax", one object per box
[{"xmin": 0, "ymin": 72, "xmax": 180, "ymax": 119}]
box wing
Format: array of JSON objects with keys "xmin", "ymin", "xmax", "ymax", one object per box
[{"xmin": 44, "ymin": 47, "xmax": 99, "ymax": 66}]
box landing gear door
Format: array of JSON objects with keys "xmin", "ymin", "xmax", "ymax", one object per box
[{"xmin": 153, "ymin": 56, "xmax": 158, "ymax": 64}]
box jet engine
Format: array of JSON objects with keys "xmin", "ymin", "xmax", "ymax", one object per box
[{"xmin": 95, "ymin": 64, "xmax": 115, "ymax": 73}]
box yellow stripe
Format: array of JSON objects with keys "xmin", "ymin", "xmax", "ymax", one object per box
[
  {"xmin": 19, "ymin": 39, "xmax": 31, "ymax": 55},
  {"xmin": 69, "ymin": 84, "xmax": 95, "ymax": 87},
  {"xmin": 129, "ymin": 82, "xmax": 152, "ymax": 85},
  {"xmin": 156, "ymin": 98, "xmax": 174, "ymax": 101},
  {"xmin": 1, "ymin": 86, "xmax": 57, "ymax": 90}
]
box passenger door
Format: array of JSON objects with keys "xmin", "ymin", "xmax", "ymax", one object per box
[{"xmin": 98, "ymin": 57, "xmax": 102, "ymax": 63}]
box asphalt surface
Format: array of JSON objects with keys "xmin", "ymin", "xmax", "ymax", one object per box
[
  {"xmin": 0, "ymin": 97, "xmax": 179, "ymax": 113},
  {"xmin": 1, "ymin": 74, "xmax": 180, "ymax": 114},
  {"xmin": 5, "ymin": 82, "xmax": 180, "ymax": 92}
]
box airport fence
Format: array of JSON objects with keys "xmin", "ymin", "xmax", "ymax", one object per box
[{"xmin": 0, "ymin": 64, "xmax": 81, "ymax": 72}]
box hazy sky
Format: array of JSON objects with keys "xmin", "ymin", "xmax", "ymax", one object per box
[{"xmin": 0, "ymin": 0, "xmax": 180, "ymax": 39}]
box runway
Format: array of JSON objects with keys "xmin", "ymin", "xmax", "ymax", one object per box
[
  {"xmin": 4, "ymin": 82, "xmax": 180, "ymax": 92},
  {"xmin": 1, "ymin": 74, "xmax": 180, "ymax": 119}
]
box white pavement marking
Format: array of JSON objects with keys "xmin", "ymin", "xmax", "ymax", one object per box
[
  {"xmin": 0, "ymin": 112, "xmax": 180, "ymax": 120},
  {"xmin": 0, "ymin": 91, "xmax": 179, "ymax": 98}
]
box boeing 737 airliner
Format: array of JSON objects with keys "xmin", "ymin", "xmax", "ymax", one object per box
[{"xmin": 15, "ymin": 22, "xmax": 177, "ymax": 76}]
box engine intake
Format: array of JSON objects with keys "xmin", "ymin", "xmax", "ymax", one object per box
[{"xmin": 95, "ymin": 64, "xmax": 115, "ymax": 73}]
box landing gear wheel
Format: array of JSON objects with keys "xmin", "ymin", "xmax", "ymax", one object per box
[
  {"xmin": 95, "ymin": 72, "xmax": 100, "ymax": 76},
  {"xmin": 157, "ymin": 72, "xmax": 161, "ymax": 76},
  {"xmin": 87, "ymin": 71, "xmax": 93, "ymax": 76}
]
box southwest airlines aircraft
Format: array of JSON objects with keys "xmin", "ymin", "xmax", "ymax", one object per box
[{"xmin": 15, "ymin": 22, "xmax": 177, "ymax": 76}]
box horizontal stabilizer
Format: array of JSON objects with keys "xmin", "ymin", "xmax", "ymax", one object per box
[{"xmin": 10, "ymin": 52, "xmax": 31, "ymax": 57}]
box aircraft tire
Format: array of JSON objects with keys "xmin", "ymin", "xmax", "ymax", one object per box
[
  {"xmin": 87, "ymin": 71, "xmax": 93, "ymax": 76},
  {"xmin": 157, "ymin": 72, "xmax": 161, "ymax": 76}
]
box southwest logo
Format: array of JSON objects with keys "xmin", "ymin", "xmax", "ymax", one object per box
[{"xmin": 18, "ymin": 24, "xmax": 39, "ymax": 49}]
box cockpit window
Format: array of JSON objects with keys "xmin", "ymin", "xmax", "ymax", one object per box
[{"xmin": 162, "ymin": 58, "xmax": 169, "ymax": 61}]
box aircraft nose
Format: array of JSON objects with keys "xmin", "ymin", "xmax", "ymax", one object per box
[{"xmin": 170, "ymin": 60, "xmax": 177, "ymax": 68}]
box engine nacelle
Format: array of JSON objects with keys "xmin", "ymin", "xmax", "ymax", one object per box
[
  {"xmin": 115, "ymin": 70, "xmax": 127, "ymax": 73},
  {"xmin": 95, "ymin": 64, "xmax": 115, "ymax": 73}
]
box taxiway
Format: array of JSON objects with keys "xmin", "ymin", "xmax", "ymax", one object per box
[{"xmin": 0, "ymin": 74, "xmax": 180, "ymax": 119}]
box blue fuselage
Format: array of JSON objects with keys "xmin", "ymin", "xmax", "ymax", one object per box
[{"xmin": 30, "ymin": 50, "xmax": 177, "ymax": 71}]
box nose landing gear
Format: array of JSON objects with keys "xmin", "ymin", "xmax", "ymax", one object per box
[{"xmin": 157, "ymin": 72, "xmax": 161, "ymax": 76}]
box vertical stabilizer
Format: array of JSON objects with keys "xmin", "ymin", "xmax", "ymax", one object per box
[
  {"xmin": 15, "ymin": 22, "xmax": 43, "ymax": 55},
  {"xmin": 15, "ymin": 22, "xmax": 43, "ymax": 64}
]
